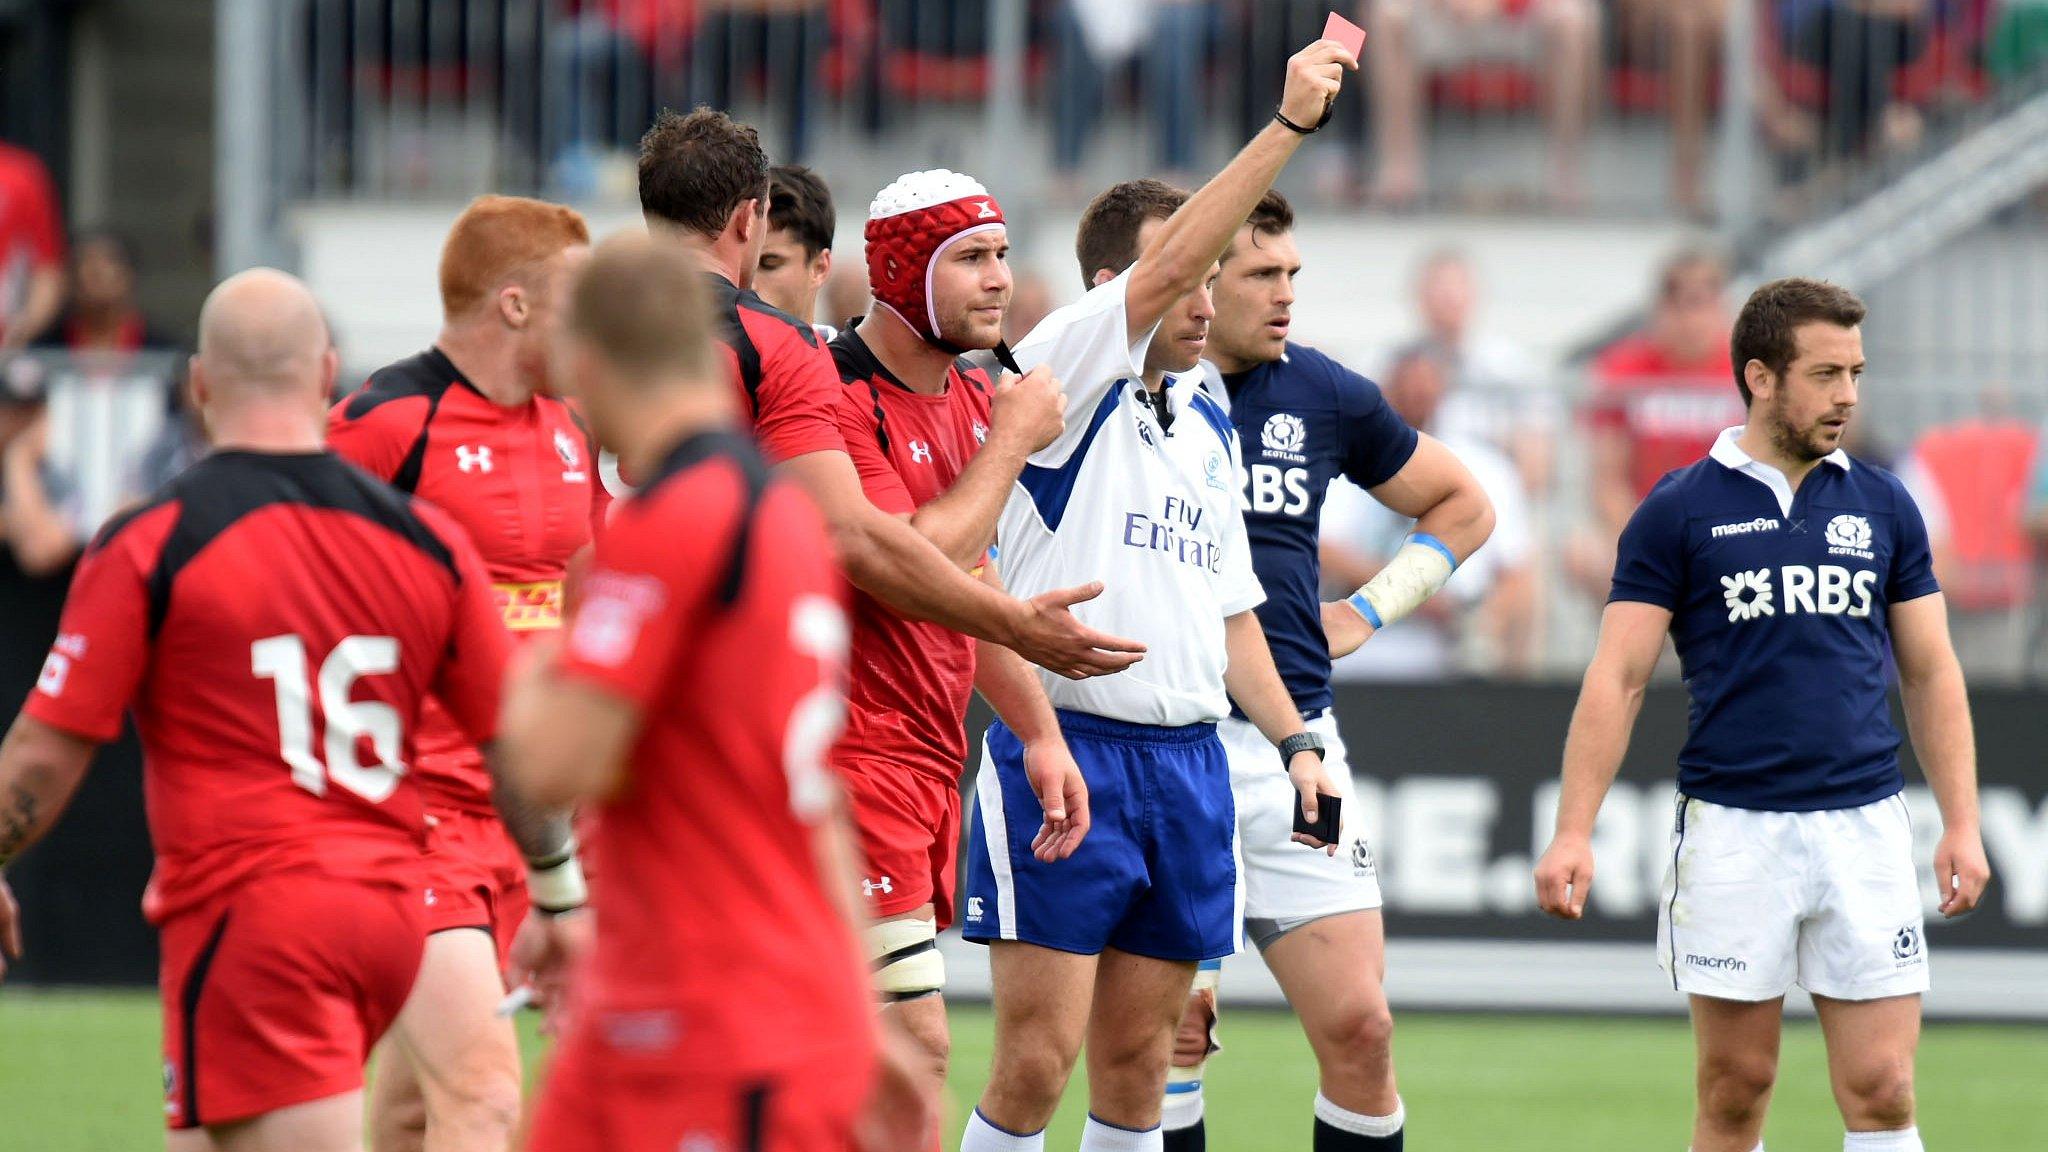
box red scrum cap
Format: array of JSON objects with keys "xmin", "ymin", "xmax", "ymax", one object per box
[{"xmin": 865, "ymin": 169, "xmax": 1006, "ymax": 353}]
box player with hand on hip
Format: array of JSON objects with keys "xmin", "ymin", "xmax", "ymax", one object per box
[
  {"xmin": 958, "ymin": 35, "xmax": 1360, "ymax": 1152},
  {"xmin": 0, "ymin": 269, "xmax": 518, "ymax": 1152},
  {"xmin": 829, "ymin": 168, "xmax": 1092, "ymax": 1146},
  {"xmin": 1161, "ymin": 188, "xmax": 1493, "ymax": 1152},
  {"xmin": 1534, "ymin": 279, "xmax": 1991, "ymax": 1152}
]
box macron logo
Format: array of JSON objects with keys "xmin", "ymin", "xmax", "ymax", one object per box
[
  {"xmin": 1711, "ymin": 517, "xmax": 1779, "ymax": 539},
  {"xmin": 975, "ymin": 200, "xmax": 997, "ymax": 219}
]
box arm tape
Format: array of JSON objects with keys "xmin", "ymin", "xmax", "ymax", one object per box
[
  {"xmin": 1344, "ymin": 533, "xmax": 1456, "ymax": 631},
  {"xmin": 526, "ymin": 847, "xmax": 588, "ymax": 913}
]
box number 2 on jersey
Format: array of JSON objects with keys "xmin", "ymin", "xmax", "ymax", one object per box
[{"xmin": 250, "ymin": 634, "xmax": 407, "ymax": 802}]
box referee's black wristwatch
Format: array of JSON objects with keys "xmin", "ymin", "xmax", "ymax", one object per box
[{"xmin": 1278, "ymin": 730, "xmax": 1326, "ymax": 768}]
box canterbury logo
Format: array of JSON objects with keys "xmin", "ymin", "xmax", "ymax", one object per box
[{"xmin": 455, "ymin": 445, "xmax": 493, "ymax": 473}]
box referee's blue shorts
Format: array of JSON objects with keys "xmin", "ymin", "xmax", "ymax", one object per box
[{"xmin": 962, "ymin": 708, "xmax": 1239, "ymax": 961}]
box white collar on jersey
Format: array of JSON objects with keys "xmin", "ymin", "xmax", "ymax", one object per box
[{"xmin": 1709, "ymin": 425, "xmax": 1851, "ymax": 517}]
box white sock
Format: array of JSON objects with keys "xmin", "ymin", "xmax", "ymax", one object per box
[
  {"xmin": 1845, "ymin": 1128, "xmax": 1923, "ymax": 1152},
  {"xmin": 962, "ymin": 1108, "xmax": 1045, "ymax": 1152},
  {"xmin": 1161, "ymin": 1083, "xmax": 1204, "ymax": 1131},
  {"xmin": 1078, "ymin": 1114, "xmax": 1162, "ymax": 1152},
  {"xmin": 1313, "ymin": 1092, "xmax": 1405, "ymax": 1138}
]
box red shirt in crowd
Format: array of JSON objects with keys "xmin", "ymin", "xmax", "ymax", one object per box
[
  {"xmin": 1589, "ymin": 333, "xmax": 1743, "ymax": 501},
  {"xmin": 0, "ymin": 142, "xmax": 63, "ymax": 343},
  {"xmin": 24, "ymin": 450, "xmax": 508, "ymax": 923}
]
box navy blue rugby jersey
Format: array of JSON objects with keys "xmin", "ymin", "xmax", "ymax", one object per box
[
  {"xmin": 1610, "ymin": 429, "xmax": 1940, "ymax": 811},
  {"xmin": 1211, "ymin": 344, "xmax": 1418, "ymax": 715}
]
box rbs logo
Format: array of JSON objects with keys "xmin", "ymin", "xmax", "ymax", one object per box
[
  {"xmin": 1723, "ymin": 564, "xmax": 1877, "ymax": 623},
  {"xmin": 1246, "ymin": 464, "xmax": 1311, "ymax": 516}
]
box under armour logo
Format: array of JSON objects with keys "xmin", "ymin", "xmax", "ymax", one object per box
[
  {"xmin": 975, "ymin": 200, "xmax": 997, "ymax": 219},
  {"xmin": 908, "ymin": 441, "xmax": 933, "ymax": 464},
  {"xmin": 862, "ymin": 876, "xmax": 894, "ymax": 898},
  {"xmin": 456, "ymin": 445, "xmax": 493, "ymax": 473}
]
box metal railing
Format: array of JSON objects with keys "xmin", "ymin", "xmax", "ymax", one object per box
[{"xmin": 243, "ymin": 1, "xmax": 2048, "ymax": 227}]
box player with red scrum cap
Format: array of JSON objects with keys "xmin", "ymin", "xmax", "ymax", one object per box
[
  {"xmin": 630, "ymin": 107, "xmax": 1144, "ymax": 682},
  {"xmin": 827, "ymin": 169, "xmax": 1091, "ymax": 1137}
]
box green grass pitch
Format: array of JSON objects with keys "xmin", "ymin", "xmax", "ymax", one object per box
[{"xmin": 2, "ymin": 989, "xmax": 2044, "ymax": 1150}]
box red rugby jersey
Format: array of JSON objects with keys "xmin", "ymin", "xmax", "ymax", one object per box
[
  {"xmin": 1588, "ymin": 334, "xmax": 1743, "ymax": 502},
  {"xmin": 549, "ymin": 429, "xmax": 871, "ymax": 1076},
  {"xmin": 827, "ymin": 326, "xmax": 994, "ymax": 783},
  {"xmin": 327, "ymin": 348, "xmax": 598, "ymax": 815},
  {"xmin": 706, "ymin": 272, "xmax": 847, "ymax": 464},
  {"xmin": 24, "ymin": 451, "xmax": 509, "ymax": 924}
]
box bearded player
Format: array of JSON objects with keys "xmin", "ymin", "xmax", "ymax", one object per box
[
  {"xmin": 1536, "ymin": 280, "xmax": 1990, "ymax": 1152},
  {"xmin": 0, "ymin": 269, "xmax": 519, "ymax": 1152},
  {"xmin": 327, "ymin": 195, "xmax": 595, "ymax": 1152},
  {"xmin": 828, "ymin": 169, "xmax": 1091, "ymax": 1135},
  {"xmin": 1164, "ymin": 188, "xmax": 1494, "ymax": 1152}
]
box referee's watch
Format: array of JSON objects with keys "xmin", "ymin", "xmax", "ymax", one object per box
[{"xmin": 1278, "ymin": 730, "xmax": 1326, "ymax": 768}]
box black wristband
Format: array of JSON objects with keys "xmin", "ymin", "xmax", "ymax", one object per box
[
  {"xmin": 1273, "ymin": 101, "xmax": 1334, "ymax": 135},
  {"xmin": 1278, "ymin": 730, "xmax": 1326, "ymax": 767}
]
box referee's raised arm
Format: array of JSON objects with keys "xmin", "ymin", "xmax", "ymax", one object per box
[{"xmin": 1122, "ymin": 37, "xmax": 1357, "ymax": 344}]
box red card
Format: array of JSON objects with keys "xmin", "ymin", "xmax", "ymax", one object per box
[{"xmin": 1322, "ymin": 11, "xmax": 1367, "ymax": 59}]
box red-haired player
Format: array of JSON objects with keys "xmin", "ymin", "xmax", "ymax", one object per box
[
  {"xmin": 0, "ymin": 269, "xmax": 514, "ymax": 1152},
  {"xmin": 327, "ymin": 194, "xmax": 594, "ymax": 1152},
  {"xmin": 508, "ymin": 232, "xmax": 932, "ymax": 1152}
]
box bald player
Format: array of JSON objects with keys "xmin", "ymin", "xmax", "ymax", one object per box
[{"xmin": 0, "ymin": 270, "xmax": 517, "ymax": 1152}]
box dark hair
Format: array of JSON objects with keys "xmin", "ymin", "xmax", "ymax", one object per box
[
  {"xmin": 767, "ymin": 165, "xmax": 835, "ymax": 259},
  {"xmin": 1075, "ymin": 178, "xmax": 1188, "ymax": 289},
  {"xmin": 1222, "ymin": 190, "xmax": 1296, "ymax": 265},
  {"xmin": 1729, "ymin": 278, "xmax": 1867, "ymax": 406},
  {"xmin": 638, "ymin": 107, "xmax": 770, "ymax": 238}
]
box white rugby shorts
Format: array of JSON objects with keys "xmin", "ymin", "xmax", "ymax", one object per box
[
  {"xmin": 1220, "ymin": 712, "xmax": 1382, "ymax": 950},
  {"xmin": 1657, "ymin": 793, "xmax": 1929, "ymax": 1002}
]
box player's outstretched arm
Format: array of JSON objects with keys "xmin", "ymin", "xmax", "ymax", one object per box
[
  {"xmin": 1122, "ymin": 37, "xmax": 1357, "ymax": 343},
  {"xmin": 1890, "ymin": 593, "xmax": 1990, "ymax": 917},
  {"xmin": 1326, "ymin": 434, "xmax": 1496, "ymax": 659},
  {"xmin": 1533, "ymin": 601, "xmax": 1670, "ymax": 920},
  {"xmin": 1221, "ymin": 609, "xmax": 1339, "ymax": 854},
  {"xmin": 907, "ymin": 367, "xmax": 1065, "ymax": 569},
  {"xmin": 0, "ymin": 715, "xmax": 98, "ymax": 980},
  {"xmin": 780, "ymin": 448, "xmax": 1145, "ymax": 679},
  {"xmin": 972, "ymin": 564, "xmax": 1090, "ymax": 862}
]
